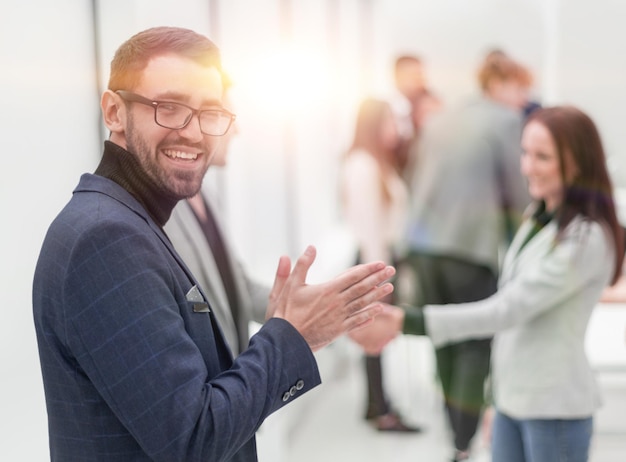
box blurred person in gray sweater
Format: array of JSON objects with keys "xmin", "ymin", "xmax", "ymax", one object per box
[{"xmin": 400, "ymin": 49, "xmax": 532, "ymax": 461}]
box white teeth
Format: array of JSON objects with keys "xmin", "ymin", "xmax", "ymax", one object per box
[{"xmin": 164, "ymin": 150, "xmax": 198, "ymax": 160}]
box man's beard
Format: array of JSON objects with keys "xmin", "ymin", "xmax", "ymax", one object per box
[{"xmin": 125, "ymin": 121, "xmax": 208, "ymax": 200}]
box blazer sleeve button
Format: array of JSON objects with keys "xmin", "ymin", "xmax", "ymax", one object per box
[{"xmin": 295, "ymin": 379, "xmax": 304, "ymax": 390}]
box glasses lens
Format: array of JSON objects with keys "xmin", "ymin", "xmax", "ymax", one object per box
[
  {"xmin": 153, "ymin": 100, "xmax": 232, "ymax": 135},
  {"xmin": 155, "ymin": 102, "xmax": 193, "ymax": 130},
  {"xmin": 199, "ymin": 110, "xmax": 232, "ymax": 136}
]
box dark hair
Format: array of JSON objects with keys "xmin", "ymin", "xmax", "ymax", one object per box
[
  {"xmin": 108, "ymin": 26, "xmax": 223, "ymax": 92},
  {"xmin": 527, "ymin": 106, "xmax": 624, "ymax": 283}
]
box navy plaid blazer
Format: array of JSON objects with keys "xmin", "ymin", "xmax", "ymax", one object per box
[{"xmin": 33, "ymin": 174, "xmax": 320, "ymax": 461}]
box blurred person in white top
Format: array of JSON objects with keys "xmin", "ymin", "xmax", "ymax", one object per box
[{"xmin": 341, "ymin": 98, "xmax": 418, "ymax": 432}]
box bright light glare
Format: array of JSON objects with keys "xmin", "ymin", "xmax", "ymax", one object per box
[{"xmin": 231, "ymin": 44, "xmax": 332, "ymax": 119}]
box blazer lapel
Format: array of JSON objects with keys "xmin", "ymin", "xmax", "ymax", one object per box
[
  {"xmin": 500, "ymin": 219, "xmax": 558, "ymax": 284},
  {"xmin": 80, "ymin": 174, "xmax": 234, "ymax": 360},
  {"xmin": 151, "ymin": 207, "xmax": 237, "ymax": 362}
]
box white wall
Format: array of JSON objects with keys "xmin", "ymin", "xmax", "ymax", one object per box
[
  {"xmin": 3, "ymin": 0, "xmax": 626, "ymax": 459},
  {"xmin": 555, "ymin": 0, "xmax": 626, "ymax": 184},
  {"xmin": 1, "ymin": 2, "xmax": 101, "ymax": 459}
]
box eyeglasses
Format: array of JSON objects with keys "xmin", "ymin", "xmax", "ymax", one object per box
[{"xmin": 116, "ymin": 90, "xmax": 236, "ymax": 136}]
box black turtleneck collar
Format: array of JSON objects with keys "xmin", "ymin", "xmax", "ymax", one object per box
[{"xmin": 94, "ymin": 141, "xmax": 178, "ymax": 228}]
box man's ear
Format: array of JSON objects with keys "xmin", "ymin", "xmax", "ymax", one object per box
[{"xmin": 101, "ymin": 90, "xmax": 126, "ymax": 134}]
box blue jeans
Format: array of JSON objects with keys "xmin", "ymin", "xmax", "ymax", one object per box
[{"xmin": 491, "ymin": 410, "xmax": 593, "ymax": 462}]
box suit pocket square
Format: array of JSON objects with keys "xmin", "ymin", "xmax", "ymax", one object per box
[{"xmin": 186, "ymin": 285, "xmax": 210, "ymax": 313}]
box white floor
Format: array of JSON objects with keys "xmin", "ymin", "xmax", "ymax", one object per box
[{"xmin": 256, "ymin": 325, "xmax": 626, "ymax": 462}]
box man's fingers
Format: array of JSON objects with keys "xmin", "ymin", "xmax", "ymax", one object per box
[
  {"xmin": 276, "ymin": 255, "xmax": 292, "ymax": 279},
  {"xmin": 342, "ymin": 281, "xmax": 394, "ymax": 318},
  {"xmin": 270, "ymin": 256, "xmax": 291, "ymax": 296},
  {"xmin": 267, "ymin": 255, "xmax": 291, "ymax": 319},
  {"xmin": 339, "ymin": 265, "xmax": 396, "ymax": 305},
  {"xmin": 289, "ymin": 245, "xmax": 317, "ymax": 286},
  {"xmin": 346, "ymin": 264, "xmax": 394, "ymax": 292},
  {"xmin": 335, "ymin": 262, "xmax": 395, "ymax": 293},
  {"xmin": 343, "ymin": 303, "xmax": 384, "ymax": 332}
]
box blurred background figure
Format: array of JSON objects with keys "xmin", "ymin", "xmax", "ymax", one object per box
[
  {"xmin": 399, "ymin": 50, "xmax": 533, "ymax": 461},
  {"xmin": 341, "ymin": 98, "xmax": 418, "ymax": 433},
  {"xmin": 354, "ymin": 104, "xmax": 624, "ymax": 462},
  {"xmin": 483, "ymin": 48, "xmax": 542, "ymax": 120},
  {"xmin": 389, "ymin": 55, "xmax": 442, "ymax": 182}
]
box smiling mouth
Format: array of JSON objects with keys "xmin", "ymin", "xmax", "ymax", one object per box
[{"xmin": 163, "ymin": 149, "xmax": 199, "ymax": 161}]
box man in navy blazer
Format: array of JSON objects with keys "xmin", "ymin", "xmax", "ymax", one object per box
[{"xmin": 32, "ymin": 26, "xmax": 394, "ymax": 462}]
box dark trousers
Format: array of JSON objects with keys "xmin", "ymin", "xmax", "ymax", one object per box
[
  {"xmin": 355, "ymin": 251, "xmax": 393, "ymax": 419},
  {"xmin": 364, "ymin": 355, "xmax": 390, "ymax": 418},
  {"xmin": 405, "ymin": 252, "xmax": 497, "ymax": 451}
]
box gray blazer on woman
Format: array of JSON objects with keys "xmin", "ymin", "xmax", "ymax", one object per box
[{"xmin": 424, "ymin": 213, "xmax": 615, "ymax": 418}]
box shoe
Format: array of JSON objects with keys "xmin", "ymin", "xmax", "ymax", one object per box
[
  {"xmin": 451, "ymin": 449, "xmax": 471, "ymax": 461},
  {"xmin": 374, "ymin": 412, "xmax": 422, "ymax": 433}
]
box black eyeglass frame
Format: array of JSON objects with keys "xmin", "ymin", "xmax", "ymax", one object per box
[{"xmin": 115, "ymin": 90, "xmax": 236, "ymax": 136}]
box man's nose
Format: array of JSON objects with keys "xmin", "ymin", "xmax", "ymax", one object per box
[{"xmin": 178, "ymin": 115, "xmax": 204, "ymax": 142}]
